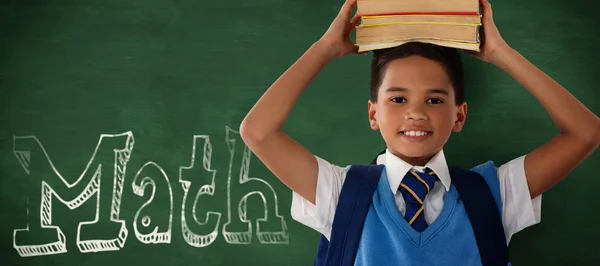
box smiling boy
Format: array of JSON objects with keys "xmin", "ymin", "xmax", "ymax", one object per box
[{"xmin": 239, "ymin": 0, "xmax": 600, "ymax": 264}]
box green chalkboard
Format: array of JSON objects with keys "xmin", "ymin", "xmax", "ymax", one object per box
[{"xmin": 1, "ymin": 0, "xmax": 599, "ymax": 265}]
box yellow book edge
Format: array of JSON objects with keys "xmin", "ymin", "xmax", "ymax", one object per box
[
  {"xmin": 358, "ymin": 21, "xmax": 482, "ymax": 27},
  {"xmin": 362, "ymin": 14, "xmax": 482, "ymax": 19},
  {"xmin": 357, "ymin": 38, "xmax": 479, "ymax": 46},
  {"xmin": 357, "ymin": 40, "xmax": 480, "ymax": 53}
]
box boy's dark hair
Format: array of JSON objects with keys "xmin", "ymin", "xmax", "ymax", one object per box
[{"xmin": 370, "ymin": 42, "xmax": 465, "ymax": 105}]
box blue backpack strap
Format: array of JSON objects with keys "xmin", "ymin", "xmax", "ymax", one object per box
[
  {"xmin": 449, "ymin": 167, "xmax": 508, "ymax": 266},
  {"xmin": 314, "ymin": 164, "xmax": 384, "ymax": 266},
  {"xmin": 315, "ymin": 235, "xmax": 329, "ymax": 266}
]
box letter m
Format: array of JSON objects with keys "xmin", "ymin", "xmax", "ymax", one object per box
[{"xmin": 12, "ymin": 133, "xmax": 134, "ymax": 257}]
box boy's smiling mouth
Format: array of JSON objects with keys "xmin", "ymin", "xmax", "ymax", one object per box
[
  {"xmin": 401, "ymin": 130, "xmax": 431, "ymax": 137},
  {"xmin": 399, "ymin": 128, "xmax": 433, "ymax": 141}
]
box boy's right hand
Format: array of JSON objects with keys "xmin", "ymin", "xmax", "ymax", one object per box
[{"xmin": 318, "ymin": 0, "xmax": 361, "ymax": 59}]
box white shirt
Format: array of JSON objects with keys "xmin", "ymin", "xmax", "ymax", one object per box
[{"xmin": 291, "ymin": 149, "xmax": 542, "ymax": 244}]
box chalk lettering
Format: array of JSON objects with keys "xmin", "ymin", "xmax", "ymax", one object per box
[
  {"xmin": 12, "ymin": 133, "xmax": 133, "ymax": 257},
  {"xmin": 132, "ymin": 162, "xmax": 173, "ymax": 244},
  {"xmin": 179, "ymin": 135, "xmax": 222, "ymax": 247}
]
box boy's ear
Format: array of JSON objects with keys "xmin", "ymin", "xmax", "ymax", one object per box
[
  {"xmin": 452, "ymin": 102, "xmax": 468, "ymax": 132},
  {"xmin": 368, "ymin": 100, "xmax": 379, "ymax": 130}
]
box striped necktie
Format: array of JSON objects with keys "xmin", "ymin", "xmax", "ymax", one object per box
[{"xmin": 399, "ymin": 168, "xmax": 438, "ymax": 232}]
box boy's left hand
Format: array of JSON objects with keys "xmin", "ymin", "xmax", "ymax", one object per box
[{"xmin": 466, "ymin": 0, "xmax": 511, "ymax": 65}]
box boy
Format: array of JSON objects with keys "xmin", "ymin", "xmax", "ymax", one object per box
[{"xmin": 240, "ymin": 0, "xmax": 600, "ymax": 264}]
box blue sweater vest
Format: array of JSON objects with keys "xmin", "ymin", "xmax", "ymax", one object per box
[{"xmin": 352, "ymin": 161, "xmax": 509, "ymax": 265}]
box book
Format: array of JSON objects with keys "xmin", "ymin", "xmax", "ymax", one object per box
[
  {"xmin": 354, "ymin": 0, "xmax": 482, "ymax": 52},
  {"xmin": 357, "ymin": 0, "xmax": 479, "ymax": 16},
  {"xmin": 361, "ymin": 14, "xmax": 481, "ymax": 26},
  {"xmin": 357, "ymin": 40, "xmax": 480, "ymax": 53},
  {"xmin": 356, "ymin": 23, "xmax": 479, "ymax": 44}
]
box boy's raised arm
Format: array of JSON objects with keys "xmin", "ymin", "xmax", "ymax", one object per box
[
  {"xmin": 469, "ymin": 0, "xmax": 600, "ymax": 198},
  {"xmin": 240, "ymin": 0, "xmax": 361, "ymax": 204}
]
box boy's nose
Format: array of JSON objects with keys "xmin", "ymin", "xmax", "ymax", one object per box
[{"xmin": 405, "ymin": 106, "xmax": 428, "ymax": 121}]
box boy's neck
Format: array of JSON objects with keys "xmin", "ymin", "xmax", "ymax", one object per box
[{"xmin": 389, "ymin": 150, "xmax": 437, "ymax": 167}]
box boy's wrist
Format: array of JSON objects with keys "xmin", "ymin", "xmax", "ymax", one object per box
[
  {"xmin": 490, "ymin": 45, "xmax": 517, "ymax": 69},
  {"xmin": 313, "ymin": 39, "xmax": 342, "ymax": 63}
]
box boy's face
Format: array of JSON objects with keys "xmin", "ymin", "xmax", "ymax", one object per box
[{"xmin": 368, "ymin": 55, "xmax": 467, "ymax": 166}]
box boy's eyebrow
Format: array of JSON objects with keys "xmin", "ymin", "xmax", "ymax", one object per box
[
  {"xmin": 427, "ymin": 89, "xmax": 449, "ymax": 95},
  {"xmin": 385, "ymin": 87, "xmax": 408, "ymax": 93},
  {"xmin": 385, "ymin": 87, "xmax": 449, "ymax": 96}
]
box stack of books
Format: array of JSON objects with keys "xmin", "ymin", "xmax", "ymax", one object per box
[{"xmin": 355, "ymin": 0, "xmax": 481, "ymax": 52}]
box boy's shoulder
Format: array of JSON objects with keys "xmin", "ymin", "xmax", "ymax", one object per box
[
  {"xmin": 450, "ymin": 160, "xmax": 503, "ymax": 214},
  {"xmin": 468, "ymin": 160, "xmax": 497, "ymax": 177}
]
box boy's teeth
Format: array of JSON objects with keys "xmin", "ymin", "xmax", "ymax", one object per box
[{"xmin": 404, "ymin": 131, "xmax": 429, "ymax": 136}]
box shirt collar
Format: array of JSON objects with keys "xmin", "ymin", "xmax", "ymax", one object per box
[{"xmin": 376, "ymin": 149, "xmax": 451, "ymax": 193}]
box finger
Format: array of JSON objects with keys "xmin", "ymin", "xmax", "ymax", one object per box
[
  {"xmin": 480, "ymin": 0, "xmax": 493, "ymax": 20},
  {"xmin": 343, "ymin": 12, "xmax": 361, "ymax": 35},
  {"xmin": 343, "ymin": 0, "xmax": 358, "ymax": 11},
  {"xmin": 345, "ymin": 22, "xmax": 357, "ymax": 36},
  {"xmin": 350, "ymin": 13, "xmax": 361, "ymax": 27},
  {"xmin": 339, "ymin": 0, "xmax": 358, "ymax": 20},
  {"xmin": 345, "ymin": 15, "xmax": 360, "ymax": 34},
  {"xmin": 349, "ymin": 44, "xmax": 360, "ymax": 55}
]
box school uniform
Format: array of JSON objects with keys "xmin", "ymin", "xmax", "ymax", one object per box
[{"xmin": 290, "ymin": 149, "xmax": 542, "ymax": 264}]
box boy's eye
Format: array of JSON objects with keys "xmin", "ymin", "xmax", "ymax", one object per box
[
  {"xmin": 427, "ymin": 98, "xmax": 444, "ymax": 104},
  {"xmin": 391, "ymin": 97, "xmax": 406, "ymax": 103}
]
